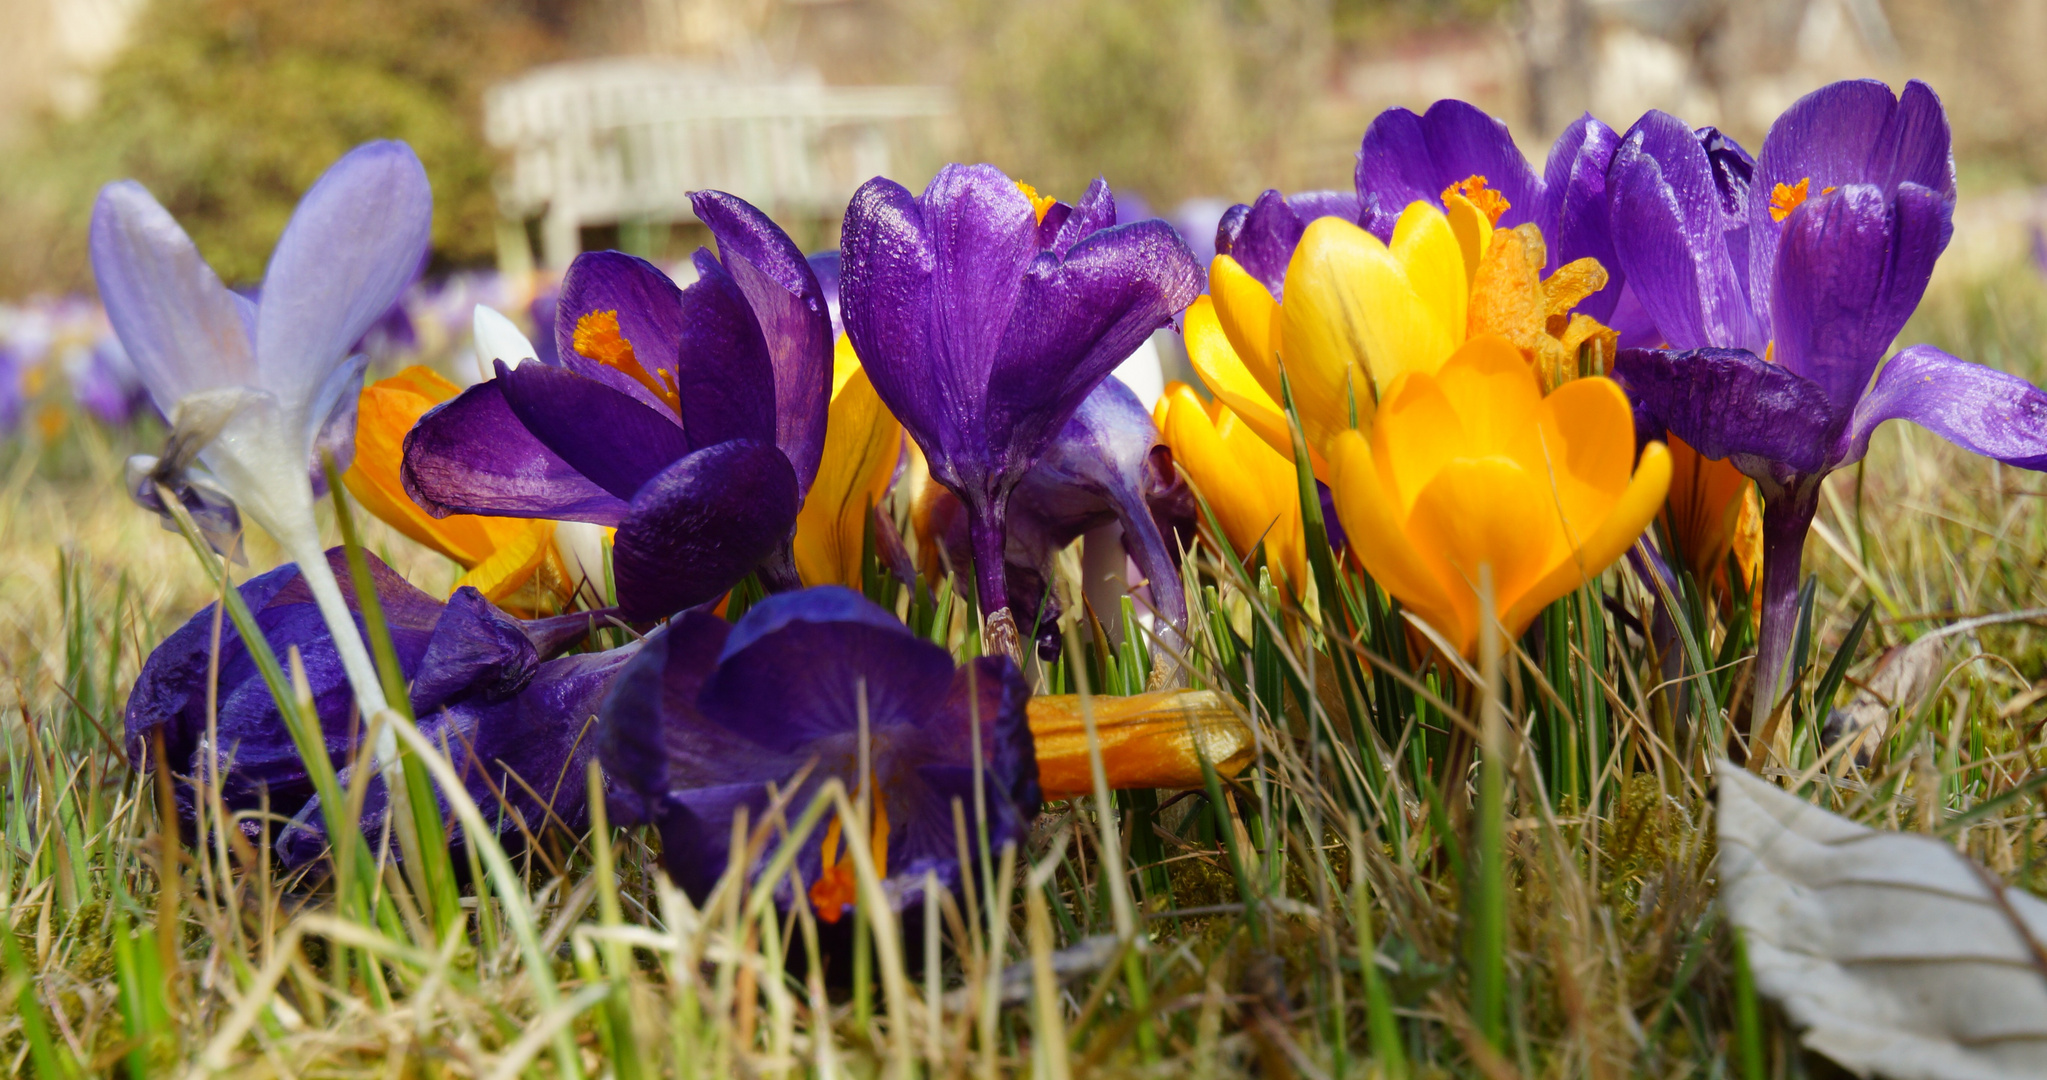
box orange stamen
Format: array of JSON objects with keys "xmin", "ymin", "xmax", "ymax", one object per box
[
  {"xmin": 1015, "ymin": 180, "xmax": 1057, "ymax": 224},
  {"xmin": 807, "ymin": 776, "xmax": 892, "ymax": 924},
  {"xmin": 1769, "ymin": 177, "xmax": 1836, "ymax": 223},
  {"xmin": 1441, "ymin": 174, "xmax": 1510, "ymax": 225},
  {"xmin": 573, "ymin": 310, "xmax": 681, "ymax": 414}
]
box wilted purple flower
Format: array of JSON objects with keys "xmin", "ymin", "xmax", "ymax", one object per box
[
  {"xmin": 918, "ymin": 379, "xmax": 1187, "ymax": 662},
  {"xmin": 126, "ymin": 549, "xmax": 622, "ymax": 862},
  {"xmin": 598, "ymin": 586, "xmax": 1038, "ymax": 926},
  {"xmin": 1608, "ymin": 79, "xmax": 2047, "ymax": 726},
  {"xmin": 402, "ymin": 191, "xmax": 832, "ymax": 621},
  {"xmin": 840, "ymin": 165, "xmax": 1201, "ymax": 659},
  {"xmin": 93, "ymin": 140, "xmax": 432, "ymax": 720}
]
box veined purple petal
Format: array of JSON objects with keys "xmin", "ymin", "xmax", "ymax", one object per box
[
  {"xmin": 1608, "ymin": 111, "xmax": 1764, "ymax": 353},
  {"xmin": 90, "ymin": 181, "xmax": 254, "ymax": 411},
  {"xmin": 611, "ymin": 439, "xmax": 800, "ymax": 621},
  {"xmin": 553, "ymin": 251, "xmax": 689, "ymax": 413},
  {"xmin": 1769, "ymin": 183, "xmax": 1953, "ymax": 415},
  {"xmin": 1225, "ymin": 190, "xmax": 1303, "ymax": 298},
  {"xmin": 253, "ymin": 141, "xmax": 431, "ymax": 405},
  {"xmin": 402, "ymin": 376, "xmax": 632, "ymax": 525},
  {"xmin": 498, "ymin": 360, "xmax": 693, "ymax": 504},
  {"xmin": 1844, "ymin": 345, "xmax": 2047, "ymax": 469},
  {"xmin": 1045, "ymin": 179, "xmax": 1118, "ymax": 256},
  {"xmin": 808, "ymin": 250, "xmax": 843, "ymax": 337},
  {"xmin": 986, "ymin": 220, "xmax": 1202, "ymax": 483},
  {"xmin": 1287, "ymin": 190, "xmax": 1362, "ymax": 227},
  {"xmin": 1354, "ymin": 99, "xmax": 1543, "ymax": 240},
  {"xmin": 1748, "ymin": 79, "xmax": 1956, "ymax": 331},
  {"xmin": 692, "ymin": 190, "xmax": 832, "ymax": 497},
  {"xmin": 1613, "ymin": 346, "xmax": 1840, "ymax": 476},
  {"xmin": 841, "ymin": 167, "xmax": 1039, "ymax": 476},
  {"xmin": 1539, "ymin": 114, "xmax": 1624, "ymax": 320},
  {"xmin": 673, "ymin": 250, "xmax": 779, "ymax": 452},
  {"xmin": 1755, "ymin": 79, "xmax": 1956, "ymax": 204}
]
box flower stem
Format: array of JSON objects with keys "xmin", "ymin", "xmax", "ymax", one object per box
[
  {"xmin": 1750, "ymin": 483, "xmax": 1819, "ymax": 737},
  {"xmin": 966, "ymin": 498, "xmax": 1020, "ymax": 662},
  {"xmin": 282, "ymin": 530, "xmax": 392, "ymax": 740}
]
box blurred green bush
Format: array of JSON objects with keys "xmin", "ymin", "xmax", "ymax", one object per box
[{"xmin": 0, "ymin": 0, "xmax": 564, "ymax": 294}]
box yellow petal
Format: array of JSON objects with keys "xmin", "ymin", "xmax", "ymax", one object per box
[
  {"xmin": 1442, "ymin": 191, "xmax": 1493, "ymax": 284},
  {"xmin": 1329, "ymin": 429, "xmax": 1464, "ymax": 646},
  {"xmin": 1184, "ymin": 296, "xmax": 1324, "ymax": 478},
  {"xmin": 1207, "ymin": 256, "xmax": 1285, "ymax": 405},
  {"xmin": 344, "ymin": 367, "xmax": 502, "ymax": 567},
  {"xmin": 1466, "ymin": 224, "xmax": 1549, "ymax": 350},
  {"xmin": 1027, "ymin": 690, "xmax": 1255, "ymax": 799},
  {"xmin": 455, "ymin": 519, "xmax": 558, "ymax": 604},
  {"xmin": 1390, "ymin": 200, "xmax": 1469, "ymax": 344},
  {"xmin": 1525, "ymin": 374, "xmax": 1636, "ymax": 555},
  {"xmin": 1502, "ymin": 440, "xmax": 1671, "ymax": 640},
  {"xmin": 1161, "ymin": 384, "xmax": 1303, "ymax": 589},
  {"xmin": 1432, "ymin": 334, "xmax": 1543, "ymax": 462},
  {"xmin": 795, "ymin": 345, "xmax": 903, "ymax": 587},
  {"xmin": 1541, "ymin": 257, "xmax": 1609, "ymax": 319},
  {"xmin": 1369, "ymin": 369, "xmax": 1465, "ymax": 519},
  {"xmin": 1402, "ymin": 455, "xmax": 1561, "ymax": 656}
]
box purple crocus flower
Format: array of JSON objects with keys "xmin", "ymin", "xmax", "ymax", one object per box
[
  {"xmin": 597, "ymin": 586, "xmax": 1037, "ymax": 929},
  {"xmin": 94, "ymin": 140, "xmax": 432, "ymax": 722},
  {"xmin": 401, "ymin": 191, "xmax": 832, "ymax": 621},
  {"xmin": 917, "ymin": 378, "xmax": 1188, "ymax": 662},
  {"xmin": 68, "ymin": 335, "xmax": 154, "ymax": 425},
  {"xmin": 126, "ymin": 549, "xmax": 622, "ymax": 862},
  {"xmin": 1607, "ymin": 79, "xmax": 2047, "ymax": 727},
  {"xmin": 840, "ymin": 165, "xmax": 1201, "ymax": 659},
  {"xmin": 0, "ymin": 345, "xmax": 24, "ymax": 437}
]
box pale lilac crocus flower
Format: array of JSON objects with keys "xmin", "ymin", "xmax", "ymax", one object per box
[{"xmin": 92, "ymin": 140, "xmax": 433, "ymax": 721}]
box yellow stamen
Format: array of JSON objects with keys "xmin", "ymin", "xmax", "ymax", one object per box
[
  {"xmin": 573, "ymin": 310, "xmax": 681, "ymax": 414},
  {"xmin": 1768, "ymin": 177, "xmax": 1836, "ymax": 223},
  {"xmin": 1441, "ymin": 174, "xmax": 1510, "ymax": 225},
  {"xmin": 1015, "ymin": 180, "xmax": 1057, "ymax": 224}
]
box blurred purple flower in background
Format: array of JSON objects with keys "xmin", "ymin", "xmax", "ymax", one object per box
[{"xmin": 840, "ymin": 164, "xmax": 1201, "ymax": 659}]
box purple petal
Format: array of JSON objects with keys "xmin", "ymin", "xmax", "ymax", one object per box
[
  {"xmin": 1539, "ymin": 114, "xmax": 1624, "ymax": 320},
  {"xmin": 1612, "ymin": 346, "xmax": 1840, "ymax": 476},
  {"xmin": 401, "ymin": 375, "xmax": 632, "ymax": 525},
  {"xmin": 1769, "ymin": 183, "xmax": 1953, "ymax": 415},
  {"xmin": 552, "ymin": 251, "xmax": 689, "ymax": 413},
  {"xmin": 1354, "ymin": 100, "xmax": 1543, "ymax": 240},
  {"xmin": 498, "ymin": 360, "xmax": 693, "ymax": 504},
  {"xmin": 1749, "ymin": 80, "xmax": 1956, "ymax": 325},
  {"xmin": 672, "ymin": 249, "xmax": 780, "ymax": 452},
  {"xmin": 1844, "ymin": 345, "xmax": 2047, "ymax": 469},
  {"xmin": 692, "ymin": 190, "xmax": 833, "ymax": 497},
  {"xmin": 699, "ymin": 586, "xmax": 958, "ymax": 754},
  {"xmin": 985, "ymin": 220, "xmax": 1202, "ymax": 482},
  {"xmin": 1225, "ymin": 190, "xmax": 1304, "ymax": 298},
  {"xmin": 611, "ymin": 439, "xmax": 800, "ymax": 620},
  {"xmin": 253, "ymin": 142, "xmax": 432, "ymax": 404},
  {"xmin": 307, "ymin": 354, "xmax": 367, "ymax": 493},
  {"xmin": 1608, "ymin": 111, "xmax": 1764, "ymax": 353},
  {"xmin": 410, "ymin": 587, "xmax": 541, "ymax": 713},
  {"xmin": 1044, "ymin": 179, "xmax": 1118, "ymax": 256},
  {"xmin": 89, "ymin": 181, "xmax": 254, "ymax": 410},
  {"xmin": 596, "ymin": 611, "xmax": 732, "ymax": 828},
  {"xmin": 1010, "ymin": 379, "xmax": 1187, "ymax": 631},
  {"xmin": 841, "ymin": 167, "xmax": 1040, "ymax": 472}
]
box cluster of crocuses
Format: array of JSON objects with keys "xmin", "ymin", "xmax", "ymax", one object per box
[{"xmin": 109, "ymin": 78, "xmax": 2047, "ymax": 930}]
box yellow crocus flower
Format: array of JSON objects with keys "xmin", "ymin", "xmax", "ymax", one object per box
[
  {"xmin": 792, "ymin": 335, "xmax": 903, "ymax": 587},
  {"xmin": 344, "ymin": 366, "xmax": 577, "ymax": 615},
  {"xmin": 1204, "ymin": 196, "xmax": 1615, "ymax": 470},
  {"xmin": 1156, "ymin": 378, "xmax": 1305, "ymax": 590},
  {"xmin": 1327, "ymin": 335, "xmax": 1670, "ymax": 659}
]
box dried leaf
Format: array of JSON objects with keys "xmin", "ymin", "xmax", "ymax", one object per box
[
  {"xmin": 1718, "ymin": 765, "xmax": 2047, "ymax": 1079},
  {"xmin": 1821, "ymin": 634, "xmax": 1947, "ymax": 766}
]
